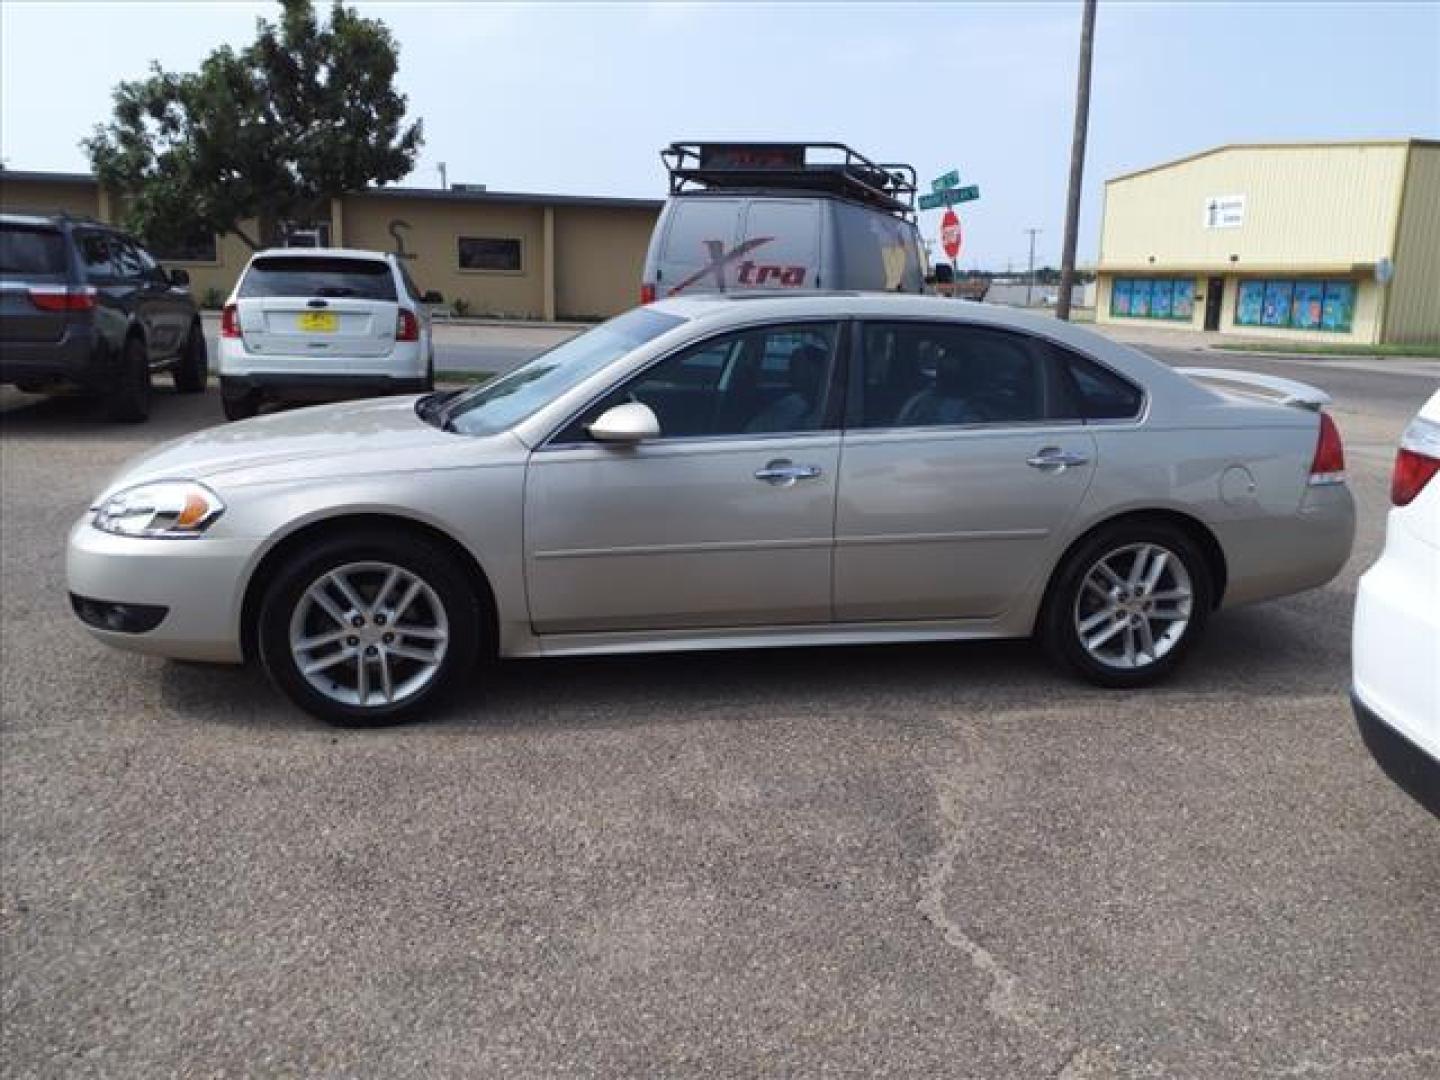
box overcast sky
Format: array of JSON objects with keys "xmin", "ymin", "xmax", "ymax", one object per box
[{"xmin": 3, "ymin": 1, "xmax": 1436, "ymax": 269}]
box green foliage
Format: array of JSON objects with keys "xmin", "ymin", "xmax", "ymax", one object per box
[
  {"xmin": 451, "ymin": 297, "xmax": 471, "ymax": 317},
  {"xmin": 84, "ymin": 0, "xmax": 422, "ymax": 252},
  {"xmin": 201, "ymin": 287, "xmax": 224, "ymax": 310}
]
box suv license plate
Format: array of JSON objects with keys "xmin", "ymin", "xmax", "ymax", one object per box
[{"xmin": 297, "ymin": 311, "xmax": 337, "ymax": 332}]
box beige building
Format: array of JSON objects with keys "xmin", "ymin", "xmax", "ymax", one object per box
[
  {"xmin": 0, "ymin": 170, "xmax": 661, "ymax": 321},
  {"xmin": 1095, "ymin": 140, "xmax": 1439, "ymax": 345}
]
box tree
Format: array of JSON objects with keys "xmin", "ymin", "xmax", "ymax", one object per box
[{"xmin": 84, "ymin": 0, "xmax": 422, "ymax": 251}]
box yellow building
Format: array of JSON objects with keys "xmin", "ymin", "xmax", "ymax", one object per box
[
  {"xmin": 0, "ymin": 170, "xmax": 661, "ymax": 321},
  {"xmin": 1095, "ymin": 140, "xmax": 1439, "ymax": 345}
]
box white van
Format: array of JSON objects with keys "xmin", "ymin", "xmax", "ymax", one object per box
[{"xmin": 641, "ymin": 142, "xmax": 926, "ymax": 304}]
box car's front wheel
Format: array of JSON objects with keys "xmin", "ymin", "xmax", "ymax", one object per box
[
  {"xmin": 1040, "ymin": 521, "xmax": 1213, "ymax": 688},
  {"xmin": 257, "ymin": 531, "xmax": 482, "ymax": 724}
]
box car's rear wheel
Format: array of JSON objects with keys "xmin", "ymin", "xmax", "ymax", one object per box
[
  {"xmin": 105, "ymin": 335, "xmax": 151, "ymax": 423},
  {"xmin": 221, "ymin": 382, "xmax": 260, "ymax": 421},
  {"xmin": 173, "ymin": 323, "xmax": 208, "ymax": 393},
  {"xmin": 257, "ymin": 531, "xmax": 481, "ymax": 725},
  {"xmin": 1041, "ymin": 521, "xmax": 1212, "ymax": 688}
]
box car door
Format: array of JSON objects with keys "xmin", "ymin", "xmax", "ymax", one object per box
[
  {"xmin": 524, "ymin": 321, "xmax": 844, "ymax": 635},
  {"xmin": 834, "ymin": 320, "xmax": 1099, "ymax": 621},
  {"xmin": 130, "ymin": 238, "xmax": 191, "ymax": 355}
]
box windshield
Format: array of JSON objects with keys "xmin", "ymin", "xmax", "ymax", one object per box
[{"xmin": 438, "ymin": 307, "xmax": 686, "ymax": 436}]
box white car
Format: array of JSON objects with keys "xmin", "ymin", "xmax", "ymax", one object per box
[
  {"xmin": 1353, "ymin": 388, "xmax": 1440, "ymax": 817},
  {"xmin": 218, "ymin": 248, "xmax": 434, "ymax": 420}
]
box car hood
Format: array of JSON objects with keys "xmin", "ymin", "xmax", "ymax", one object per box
[{"xmin": 100, "ymin": 395, "xmax": 470, "ymax": 495}]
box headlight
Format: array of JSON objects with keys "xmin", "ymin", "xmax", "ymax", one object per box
[{"xmin": 92, "ymin": 481, "xmax": 225, "ymax": 538}]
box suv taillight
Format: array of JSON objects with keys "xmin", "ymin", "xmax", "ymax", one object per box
[
  {"xmin": 1308, "ymin": 412, "xmax": 1345, "ymax": 486},
  {"xmin": 220, "ymin": 303, "xmax": 241, "ymax": 338},
  {"xmin": 396, "ymin": 308, "xmax": 420, "ymax": 342},
  {"xmin": 640, "ymin": 284, "xmax": 656, "ymax": 305},
  {"xmin": 1391, "ymin": 415, "xmax": 1440, "ymax": 507},
  {"xmin": 28, "ymin": 285, "xmax": 96, "ymax": 312}
]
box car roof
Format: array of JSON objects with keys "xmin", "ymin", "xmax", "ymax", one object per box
[
  {"xmin": 1, "ymin": 211, "xmax": 109, "ymax": 230},
  {"xmin": 250, "ymin": 247, "xmax": 393, "ymax": 261}
]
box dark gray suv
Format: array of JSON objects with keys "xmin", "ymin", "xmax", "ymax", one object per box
[{"xmin": 1, "ymin": 213, "xmax": 207, "ymax": 421}]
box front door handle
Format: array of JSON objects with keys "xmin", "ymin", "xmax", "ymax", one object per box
[
  {"xmin": 755, "ymin": 459, "xmax": 823, "ymax": 486},
  {"xmin": 1026, "ymin": 447, "xmax": 1091, "ymax": 471}
]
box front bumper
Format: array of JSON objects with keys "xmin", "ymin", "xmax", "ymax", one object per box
[
  {"xmin": 1353, "ymin": 689, "xmax": 1440, "ymax": 819},
  {"xmin": 65, "ymin": 515, "xmax": 258, "ymax": 663}
]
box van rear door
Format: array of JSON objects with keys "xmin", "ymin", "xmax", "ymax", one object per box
[
  {"xmin": 738, "ymin": 200, "xmax": 821, "ymax": 290},
  {"xmin": 654, "ymin": 198, "xmax": 744, "ymax": 297}
]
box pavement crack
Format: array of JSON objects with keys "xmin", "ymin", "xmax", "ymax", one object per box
[{"xmin": 917, "ymin": 760, "xmax": 1069, "ymax": 1046}]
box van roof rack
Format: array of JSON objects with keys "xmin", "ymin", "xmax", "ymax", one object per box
[{"xmin": 661, "ymin": 142, "xmax": 917, "ymax": 219}]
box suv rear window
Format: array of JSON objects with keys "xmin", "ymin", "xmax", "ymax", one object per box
[
  {"xmin": 239, "ymin": 256, "xmax": 397, "ymax": 301},
  {"xmin": 0, "ymin": 225, "xmax": 67, "ymax": 275}
]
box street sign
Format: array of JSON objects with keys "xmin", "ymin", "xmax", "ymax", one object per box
[
  {"xmin": 941, "ymin": 209, "xmax": 962, "ymax": 261},
  {"xmin": 918, "ymin": 184, "xmax": 981, "ymax": 211},
  {"xmin": 931, "ymin": 169, "xmax": 961, "ymax": 192}
]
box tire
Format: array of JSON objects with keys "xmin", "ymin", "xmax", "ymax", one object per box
[
  {"xmin": 173, "ymin": 322, "xmax": 208, "ymax": 393},
  {"xmin": 221, "ymin": 384, "xmax": 260, "ymax": 421},
  {"xmin": 105, "ymin": 335, "xmax": 151, "ymax": 423},
  {"xmin": 1040, "ymin": 520, "xmax": 1213, "ymax": 689},
  {"xmin": 256, "ymin": 530, "xmax": 482, "ymax": 725}
]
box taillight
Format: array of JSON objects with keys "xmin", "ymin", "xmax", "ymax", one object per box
[
  {"xmin": 1390, "ymin": 416, "xmax": 1440, "ymax": 506},
  {"xmin": 640, "ymin": 284, "xmax": 656, "ymax": 305},
  {"xmin": 1308, "ymin": 411, "xmax": 1345, "ymax": 486},
  {"xmin": 396, "ymin": 308, "xmax": 420, "ymax": 342},
  {"xmin": 28, "ymin": 285, "xmax": 96, "ymax": 312},
  {"xmin": 220, "ymin": 303, "xmax": 241, "ymax": 338}
]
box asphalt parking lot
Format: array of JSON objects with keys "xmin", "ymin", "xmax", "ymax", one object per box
[{"xmin": 2, "ymin": 346, "xmax": 1437, "ymax": 1078}]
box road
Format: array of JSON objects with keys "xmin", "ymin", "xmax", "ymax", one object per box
[{"xmin": 1, "ymin": 347, "xmax": 1437, "ymax": 1078}]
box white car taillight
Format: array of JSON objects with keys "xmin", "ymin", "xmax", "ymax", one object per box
[
  {"xmin": 1391, "ymin": 415, "xmax": 1440, "ymax": 507},
  {"xmin": 396, "ymin": 308, "xmax": 420, "ymax": 342},
  {"xmin": 220, "ymin": 303, "xmax": 241, "ymax": 338}
]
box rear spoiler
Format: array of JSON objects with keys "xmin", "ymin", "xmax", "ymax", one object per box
[{"xmin": 1177, "ymin": 367, "xmax": 1331, "ymax": 411}]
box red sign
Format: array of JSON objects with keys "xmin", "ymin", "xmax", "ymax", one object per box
[{"xmin": 940, "ymin": 209, "xmax": 962, "ymax": 261}]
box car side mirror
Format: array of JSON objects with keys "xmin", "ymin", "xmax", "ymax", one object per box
[
  {"xmin": 422, "ymin": 289, "xmax": 443, "ymax": 304},
  {"xmin": 168, "ymin": 267, "xmax": 190, "ymax": 288},
  {"xmin": 587, "ymin": 401, "xmax": 660, "ymax": 444}
]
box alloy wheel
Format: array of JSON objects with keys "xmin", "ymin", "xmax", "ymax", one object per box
[
  {"xmin": 288, "ymin": 561, "xmax": 449, "ymax": 708},
  {"xmin": 1073, "ymin": 542, "xmax": 1193, "ymax": 670}
]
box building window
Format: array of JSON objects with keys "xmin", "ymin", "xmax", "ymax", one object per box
[
  {"xmin": 145, "ymin": 228, "xmax": 218, "ymax": 264},
  {"xmin": 1110, "ymin": 277, "xmax": 1194, "ymax": 321},
  {"xmin": 1235, "ymin": 279, "xmax": 1354, "ymax": 332},
  {"xmin": 457, "ymin": 236, "xmax": 523, "ymax": 273}
]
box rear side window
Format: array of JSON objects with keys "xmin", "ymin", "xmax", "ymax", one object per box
[
  {"xmin": 852, "ymin": 322, "xmax": 1052, "ymax": 428},
  {"xmin": 833, "ymin": 201, "xmax": 923, "ymax": 292},
  {"xmin": 1054, "ymin": 347, "xmax": 1144, "ymax": 421},
  {"xmin": 239, "ymin": 256, "xmax": 397, "ymax": 300},
  {"xmin": 0, "ymin": 225, "xmax": 67, "ymax": 275}
]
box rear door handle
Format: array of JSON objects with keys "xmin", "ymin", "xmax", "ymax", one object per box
[
  {"xmin": 1026, "ymin": 447, "xmax": 1091, "ymax": 471},
  {"xmin": 755, "ymin": 459, "xmax": 823, "ymax": 486}
]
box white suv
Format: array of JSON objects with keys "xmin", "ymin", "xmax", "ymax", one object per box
[
  {"xmin": 1353, "ymin": 388, "xmax": 1440, "ymax": 818},
  {"xmin": 218, "ymin": 248, "xmax": 434, "ymax": 420}
]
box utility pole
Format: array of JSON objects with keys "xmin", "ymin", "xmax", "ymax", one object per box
[
  {"xmin": 1024, "ymin": 228, "xmax": 1041, "ymax": 306},
  {"xmin": 437, "ymin": 161, "xmax": 448, "ymax": 191},
  {"xmin": 1057, "ymin": 0, "xmax": 1097, "ymax": 321}
]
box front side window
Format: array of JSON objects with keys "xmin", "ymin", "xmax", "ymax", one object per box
[
  {"xmin": 457, "ymin": 237, "xmax": 522, "ymax": 273},
  {"xmin": 239, "ymin": 256, "xmax": 397, "ymax": 300},
  {"xmin": 439, "ymin": 307, "xmax": 686, "ymax": 437},
  {"xmin": 556, "ymin": 322, "xmax": 840, "ymax": 442},
  {"xmin": 75, "ymin": 232, "xmax": 118, "ymax": 279},
  {"xmin": 852, "ymin": 322, "xmax": 1054, "ymax": 429}
]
